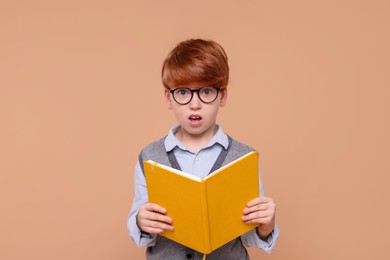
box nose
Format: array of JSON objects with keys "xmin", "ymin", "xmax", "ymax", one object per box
[{"xmin": 189, "ymin": 92, "xmax": 202, "ymax": 110}]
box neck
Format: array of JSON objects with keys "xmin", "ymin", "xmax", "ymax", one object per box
[{"xmin": 175, "ymin": 125, "xmax": 218, "ymax": 152}]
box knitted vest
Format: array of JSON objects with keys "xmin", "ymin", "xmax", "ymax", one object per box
[{"xmin": 138, "ymin": 136, "xmax": 255, "ymax": 260}]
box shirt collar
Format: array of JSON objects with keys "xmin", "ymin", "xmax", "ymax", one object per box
[{"xmin": 164, "ymin": 125, "xmax": 229, "ymax": 152}]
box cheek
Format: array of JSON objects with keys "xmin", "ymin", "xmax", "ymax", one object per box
[
  {"xmin": 208, "ymin": 107, "xmax": 220, "ymax": 120},
  {"xmin": 172, "ymin": 107, "xmax": 186, "ymax": 121}
]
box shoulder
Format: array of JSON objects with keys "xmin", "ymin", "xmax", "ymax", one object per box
[
  {"xmin": 138, "ymin": 137, "xmax": 173, "ymax": 172},
  {"xmin": 139, "ymin": 137, "xmax": 166, "ymax": 158},
  {"xmin": 227, "ymin": 135, "xmax": 256, "ymax": 157}
]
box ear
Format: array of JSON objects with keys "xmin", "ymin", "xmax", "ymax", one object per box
[
  {"xmin": 219, "ymin": 88, "xmax": 228, "ymax": 107},
  {"xmin": 164, "ymin": 89, "xmax": 173, "ymax": 110}
]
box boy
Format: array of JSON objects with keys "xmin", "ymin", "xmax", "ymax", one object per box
[{"xmin": 128, "ymin": 39, "xmax": 279, "ymax": 259}]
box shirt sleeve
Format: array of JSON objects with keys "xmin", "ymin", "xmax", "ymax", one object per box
[
  {"xmin": 240, "ymin": 225, "xmax": 280, "ymax": 253},
  {"xmin": 240, "ymin": 156, "xmax": 279, "ymax": 253},
  {"xmin": 127, "ymin": 161, "xmax": 157, "ymax": 247}
]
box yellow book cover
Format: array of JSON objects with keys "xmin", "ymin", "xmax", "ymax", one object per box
[{"xmin": 144, "ymin": 151, "xmax": 260, "ymax": 254}]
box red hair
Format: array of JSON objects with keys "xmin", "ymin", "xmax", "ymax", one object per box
[{"xmin": 162, "ymin": 39, "xmax": 229, "ymax": 89}]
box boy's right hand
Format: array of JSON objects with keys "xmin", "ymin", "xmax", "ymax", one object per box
[{"xmin": 136, "ymin": 203, "xmax": 174, "ymax": 234}]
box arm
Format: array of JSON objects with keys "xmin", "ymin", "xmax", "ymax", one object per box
[
  {"xmin": 127, "ymin": 161, "xmax": 174, "ymax": 247},
  {"xmin": 240, "ymin": 158, "xmax": 279, "ymax": 253},
  {"xmin": 240, "ymin": 196, "xmax": 279, "ymax": 253}
]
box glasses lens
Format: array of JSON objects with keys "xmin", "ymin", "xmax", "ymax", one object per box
[
  {"xmin": 199, "ymin": 87, "xmax": 219, "ymax": 103},
  {"xmin": 171, "ymin": 87, "xmax": 220, "ymax": 104},
  {"xmin": 173, "ymin": 88, "xmax": 192, "ymax": 104}
]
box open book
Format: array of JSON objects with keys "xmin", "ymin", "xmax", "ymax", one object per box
[{"xmin": 144, "ymin": 151, "xmax": 259, "ymax": 254}]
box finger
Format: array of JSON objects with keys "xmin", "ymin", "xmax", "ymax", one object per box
[
  {"xmin": 138, "ymin": 209, "xmax": 173, "ymax": 225},
  {"xmin": 243, "ymin": 216, "xmax": 273, "ymax": 225},
  {"xmin": 142, "ymin": 219, "xmax": 175, "ymax": 233},
  {"xmin": 144, "ymin": 203, "xmax": 168, "ymax": 214},
  {"xmin": 247, "ymin": 197, "xmax": 272, "ymax": 207},
  {"xmin": 144, "ymin": 227, "xmax": 166, "ymax": 234},
  {"xmin": 244, "ymin": 198, "xmax": 275, "ymax": 215},
  {"xmin": 143, "ymin": 227, "xmax": 164, "ymax": 234},
  {"xmin": 242, "ymin": 210, "xmax": 274, "ymax": 224},
  {"xmin": 242, "ymin": 209, "xmax": 271, "ymax": 221},
  {"xmin": 148, "ymin": 212, "xmax": 173, "ymax": 225},
  {"xmin": 243, "ymin": 204, "xmax": 264, "ymax": 215},
  {"xmin": 243, "ymin": 202, "xmax": 274, "ymax": 215}
]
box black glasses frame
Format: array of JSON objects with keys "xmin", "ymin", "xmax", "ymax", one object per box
[{"xmin": 169, "ymin": 86, "xmax": 221, "ymax": 105}]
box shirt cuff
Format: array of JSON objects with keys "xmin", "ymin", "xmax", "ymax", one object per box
[{"xmin": 241, "ymin": 224, "xmax": 279, "ymax": 253}]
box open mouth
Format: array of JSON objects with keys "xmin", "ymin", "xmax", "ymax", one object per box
[
  {"xmin": 189, "ymin": 115, "xmax": 202, "ymax": 126},
  {"xmin": 189, "ymin": 115, "xmax": 202, "ymax": 121}
]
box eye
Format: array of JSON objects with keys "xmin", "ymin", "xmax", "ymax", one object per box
[
  {"xmin": 175, "ymin": 89, "xmax": 190, "ymax": 96},
  {"xmin": 200, "ymin": 87, "xmax": 215, "ymax": 95}
]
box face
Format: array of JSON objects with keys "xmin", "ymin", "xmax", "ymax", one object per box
[{"xmin": 164, "ymin": 83, "xmax": 228, "ymax": 140}]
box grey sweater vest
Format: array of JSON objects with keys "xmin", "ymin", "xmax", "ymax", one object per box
[{"xmin": 139, "ymin": 136, "xmax": 255, "ymax": 260}]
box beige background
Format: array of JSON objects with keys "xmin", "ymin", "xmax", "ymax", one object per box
[{"xmin": 1, "ymin": 1, "xmax": 389, "ymax": 259}]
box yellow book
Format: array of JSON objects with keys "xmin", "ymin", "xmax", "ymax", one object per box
[{"xmin": 144, "ymin": 151, "xmax": 259, "ymax": 254}]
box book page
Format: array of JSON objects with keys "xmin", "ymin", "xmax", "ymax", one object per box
[{"xmin": 147, "ymin": 160, "xmax": 202, "ymax": 182}]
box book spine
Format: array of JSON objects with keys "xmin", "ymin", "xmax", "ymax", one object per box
[{"xmin": 200, "ymin": 180, "xmax": 211, "ymax": 254}]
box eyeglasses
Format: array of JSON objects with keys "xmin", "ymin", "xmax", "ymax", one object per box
[{"xmin": 169, "ymin": 86, "xmax": 222, "ymax": 105}]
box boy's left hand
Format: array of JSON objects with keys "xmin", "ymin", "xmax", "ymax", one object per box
[{"xmin": 242, "ymin": 197, "xmax": 276, "ymax": 240}]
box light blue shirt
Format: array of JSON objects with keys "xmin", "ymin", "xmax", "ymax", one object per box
[{"xmin": 128, "ymin": 125, "xmax": 279, "ymax": 253}]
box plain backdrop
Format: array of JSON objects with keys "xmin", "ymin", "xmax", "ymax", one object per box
[{"xmin": 1, "ymin": 1, "xmax": 389, "ymax": 259}]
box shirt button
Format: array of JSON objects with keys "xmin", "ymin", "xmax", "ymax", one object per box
[{"xmin": 186, "ymin": 253, "xmax": 193, "ymax": 259}]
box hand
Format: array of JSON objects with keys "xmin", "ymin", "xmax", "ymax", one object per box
[
  {"xmin": 242, "ymin": 197, "xmax": 276, "ymax": 240},
  {"xmin": 136, "ymin": 203, "xmax": 174, "ymax": 234}
]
